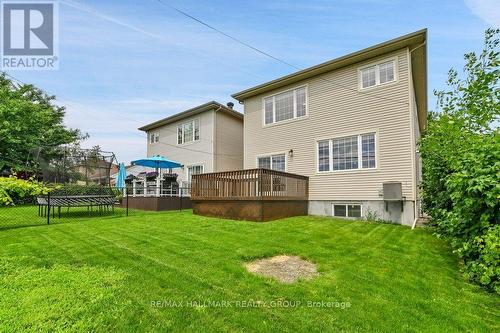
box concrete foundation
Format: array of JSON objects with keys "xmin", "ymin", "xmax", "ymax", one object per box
[{"xmin": 308, "ymin": 200, "xmax": 416, "ymax": 226}]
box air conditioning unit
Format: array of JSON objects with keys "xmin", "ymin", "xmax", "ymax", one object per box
[{"xmin": 383, "ymin": 182, "xmax": 402, "ymax": 201}]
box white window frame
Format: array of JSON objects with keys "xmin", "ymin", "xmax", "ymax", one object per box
[
  {"xmin": 316, "ymin": 132, "xmax": 377, "ymax": 173},
  {"xmin": 358, "ymin": 57, "xmax": 397, "ymax": 90},
  {"xmin": 262, "ymin": 85, "xmax": 308, "ymax": 126},
  {"xmin": 177, "ymin": 119, "xmax": 200, "ymax": 145},
  {"xmin": 149, "ymin": 132, "xmax": 159, "ymax": 144},
  {"xmin": 332, "ymin": 203, "xmax": 363, "ymax": 218},
  {"xmin": 256, "ymin": 152, "xmax": 287, "ymax": 172},
  {"xmin": 186, "ymin": 164, "xmax": 204, "ymax": 182}
]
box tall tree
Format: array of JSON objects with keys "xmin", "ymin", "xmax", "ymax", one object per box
[{"xmin": 0, "ymin": 73, "xmax": 86, "ymax": 171}]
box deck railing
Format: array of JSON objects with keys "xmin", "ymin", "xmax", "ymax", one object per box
[{"xmin": 191, "ymin": 168, "xmax": 309, "ymax": 200}]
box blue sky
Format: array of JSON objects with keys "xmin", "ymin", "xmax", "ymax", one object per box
[{"xmin": 8, "ymin": 0, "xmax": 499, "ymax": 163}]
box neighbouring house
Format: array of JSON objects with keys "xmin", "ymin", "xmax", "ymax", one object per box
[
  {"xmin": 110, "ymin": 164, "xmax": 149, "ymax": 186},
  {"xmin": 138, "ymin": 101, "xmax": 244, "ymax": 187},
  {"xmin": 228, "ymin": 29, "xmax": 427, "ymax": 225},
  {"xmin": 75, "ymin": 160, "xmax": 118, "ymax": 186}
]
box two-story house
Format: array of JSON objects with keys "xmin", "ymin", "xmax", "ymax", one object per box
[
  {"xmin": 231, "ymin": 29, "xmax": 427, "ymax": 225},
  {"xmin": 139, "ymin": 101, "xmax": 244, "ymax": 187}
]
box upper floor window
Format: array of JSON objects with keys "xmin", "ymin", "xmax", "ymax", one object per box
[
  {"xmin": 317, "ymin": 133, "xmax": 376, "ymax": 172},
  {"xmin": 258, "ymin": 153, "xmax": 286, "ymax": 172},
  {"xmin": 360, "ymin": 60, "xmax": 396, "ymax": 89},
  {"xmin": 149, "ymin": 132, "xmax": 159, "ymax": 144},
  {"xmin": 177, "ymin": 119, "xmax": 200, "ymax": 144},
  {"xmin": 264, "ymin": 86, "xmax": 307, "ymax": 125}
]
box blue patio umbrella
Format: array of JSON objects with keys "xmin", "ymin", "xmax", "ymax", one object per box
[
  {"xmin": 131, "ymin": 156, "xmax": 183, "ymax": 195},
  {"xmin": 131, "ymin": 155, "xmax": 183, "ymax": 169},
  {"xmin": 115, "ymin": 162, "xmax": 126, "ymax": 189}
]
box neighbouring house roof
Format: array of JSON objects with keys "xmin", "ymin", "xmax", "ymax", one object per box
[
  {"xmin": 110, "ymin": 165, "xmax": 149, "ymax": 179},
  {"xmin": 232, "ymin": 29, "xmax": 427, "ymax": 130},
  {"xmin": 138, "ymin": 101, "xmax": 243, "ymax": 132}
]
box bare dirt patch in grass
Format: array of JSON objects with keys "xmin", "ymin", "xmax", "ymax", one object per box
[{"xmin": 245, "ymin": 255, "xmax": 319, "ymax": 283}]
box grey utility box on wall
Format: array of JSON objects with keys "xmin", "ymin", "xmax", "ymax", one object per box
[
  {"xmin": 383, "ymin": 182, "xmax": 403, "ymax": 201},
  {"xmin": 383, "ymin": 182, "xmax": 403, "ymax": 211}
]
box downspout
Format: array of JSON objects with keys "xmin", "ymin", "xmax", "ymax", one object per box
[{"xmin": 409, "ymin": 41, "xmax": 426, "ymax": 230}]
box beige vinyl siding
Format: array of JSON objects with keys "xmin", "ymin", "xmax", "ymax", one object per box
[
  {"xmin": 147, "ymin": 110, "xmax": 215, "ymax": 183},
  {"xmin": 214, "ymin": 111, "xmax": 244, "ymax": 172},
  {"xmin": 244, "ymin": 48, "xmax": 415, "ymax": 201}
]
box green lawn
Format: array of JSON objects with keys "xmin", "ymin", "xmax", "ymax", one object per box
[{"xmin": 0, "ymin": 207, "xmax": 498, "ymax": 332}]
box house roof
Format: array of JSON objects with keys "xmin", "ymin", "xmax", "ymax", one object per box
[
  {"xmin": 232, "ymin": 29, "xmax": 428, "ymax": 130},
  {"xmin": 138, "ymin": 101, "xmax": 243, "ymax": 131}
]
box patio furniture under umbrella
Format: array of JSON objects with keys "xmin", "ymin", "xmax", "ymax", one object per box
[
  {"xmin": 131, "ymin": 156, "xmax": 183, "ymax": 196},
  {"xmin": 115, "ymin": 163, "xmax": 126, "ymax": 192}
]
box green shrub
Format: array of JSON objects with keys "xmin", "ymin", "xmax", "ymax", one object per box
[
  {"xmin": 50, "ymin": 183, "xmax": 113, "ymax": 196},
  {"xmin": 419, "ymin": 29, "xmax": 500, "ymax": 293},
  {"xmin": 459, "ymin": 226, "xmax": 500, "ymax": 293},
  {"xmin": 0, "ymin": 176, "xmax": 49, "ymax": 206}
]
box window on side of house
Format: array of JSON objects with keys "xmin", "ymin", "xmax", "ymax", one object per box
[
  {"xmin": 187, "ymin": 165, "xmax": 204, "ymax": 182},
  {"xmin": 361, "ymin": 133, "xmax": 376, "ymax": 168},
  {"xmin": 360, "ymin": 60, "xmax": 396, "ymax": 88},
  {"xmin": 258, "ymin": 153, "xmax": 286, "ymax": 171},
  {"xmin": 263, "ymin": 86, "xmax": 307, "ymax": 125},
  {"xmin": 333, "ymin": 204, "xmax": 362, "ymax": 218},
  {"xmin": 318, "ymin": 140, "xmax": 330, "ymax": 172},
  {"xmin": 361, "ymin": 66, "xmax": 376, "ymax": 88},
  {"xmin": 177, "ymin": 119, "xmax": 200, "ymax": 144},
  {"xmin": 149, "ymin": 132, "xmax": 159, "ymax": 144},
  {"xmin": 333, "ymin": 135, "xmax": 359, "ymax": 171},
  {"xmin": 257, "ymin": 156, "xmax": 271, "ymax": 170},
  {"xmin": 379, "ymin": 61, "xmax": 395, "ymax": 84},
  {"xmin": 317, "ymin": 133, "xmax": 376, "ymax": 172}
]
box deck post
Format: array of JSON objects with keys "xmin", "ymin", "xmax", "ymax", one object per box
[
  {"xmin": 179, "ymin": 188, "xmax": 182, "ymax": 211},
  {"xmin": 126, "ymin": 191, "xmax": 129, "ymax": 216}
]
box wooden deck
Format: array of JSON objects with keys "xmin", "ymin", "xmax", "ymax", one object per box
[{"xmin": 191, "ymin": 169, "xmax": 309, "ymax": 221}]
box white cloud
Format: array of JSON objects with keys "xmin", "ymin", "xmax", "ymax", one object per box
[{"xmin": 464, "ymin": 0, "xmax": 500, "ymax": 27}]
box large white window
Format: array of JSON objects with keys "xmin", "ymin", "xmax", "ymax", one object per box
[
  {"xmin": 149, "ymin": 132, "xmax": 159, "ymax": 144},
  {"xmin": 317, "ymin": 133, "xmax": 376, "ymax": 172},
  {"xmin": 333, "ymin": 204, "xmax": 362, "ymax": 218},
  {"xmin": 360, "ymin": 60, "xmax": 396, "ymax": 89},
  {"xmin": 177, "ymin": 119, "xmax": 200, "ymax": 144},
  {"xmin": 264, "ymin": 86, "xmax": 307, "ymax": 125},
  {"xmin": 258, "ymin": 153, "xmax": 286, "ymax": 171},
  {"xmin": 187, "ymin": 164, "xmax": 204, "ymax": 182}
]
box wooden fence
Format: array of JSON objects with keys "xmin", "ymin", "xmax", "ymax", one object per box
[{"xmin": 191, "ymin": 168, "xmax": 309, "ymax": 201}]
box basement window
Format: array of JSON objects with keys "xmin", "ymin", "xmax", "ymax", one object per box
[{"xmin": 333, "ymin": 204, "xmax": 362, "ymax": 218}]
